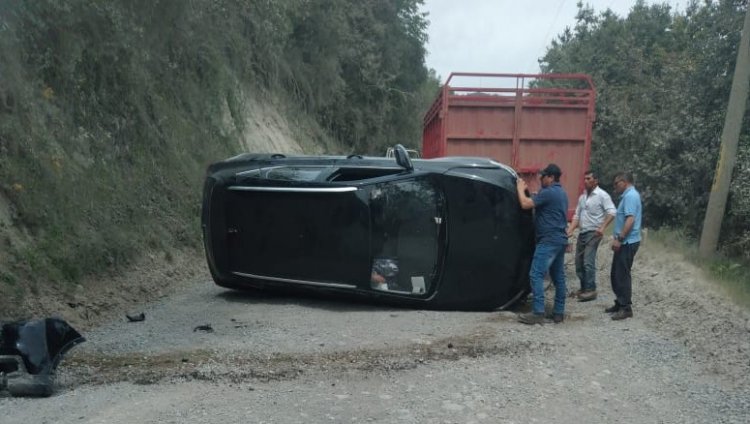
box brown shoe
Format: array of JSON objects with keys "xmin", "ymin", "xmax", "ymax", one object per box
[
  {"xmin": 611, "ymin": 308, "xmax": 633, "ymax": 320},
  {"xmin": 570, "ymin": 289, "xmax": 584, "ymax": 298},
  {"xmin": 577, "ymin": 290, "xmax": 598, "ymax": 302},
  {"xmin": 604, "ymin": 303, "xmax": 621, "ymax": 313},
  {"xmin": 553, "ymin": 313, "xmax": 564, "ymax": 324},
  {"xmin": 518, "ymin": 313, "xmax": 545, "ymax": 325}
]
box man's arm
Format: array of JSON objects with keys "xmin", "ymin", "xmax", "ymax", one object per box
[
  {"xmin": 516, "ymin": 178, "xmax": 535, "ymax": 210},
  {"xmin": 611, "ymin": 215, "xmax": 634, "ymax": 251},
  {"xmin": 568, "ymin": 195, "xmax": 584, "ymax": 237},
  {"xmin": 567, "ymin": 218, "xmax": 579, "ymax": 237},
  {"xmin": 598, "ymin": 191, "xmax": 617, "ymax": 237},
  {"xmin": 619, "ymin": 215, "xmax": 635, "ymax": 239}
]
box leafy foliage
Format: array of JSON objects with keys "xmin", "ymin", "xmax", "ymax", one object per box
[
  {"xmin": 282, "ymin": 0, "xmax": 433, "ymax": 153},
  {"xmin": 539, "ymin": 0, "xmax": 750, "ymax": 259},
  {"xmin": 0, "ymin": 0, "xmax": 436, "ymax": 295}
]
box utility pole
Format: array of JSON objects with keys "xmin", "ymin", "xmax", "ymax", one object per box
[{"xmin": 699, "ymin": 5, "xmax": 750, "ymax": 257}]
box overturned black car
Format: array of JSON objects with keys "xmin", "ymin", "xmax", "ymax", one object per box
[{"xmin": 201, "ymin": 145, "xmax": 534, "ymax": 310}]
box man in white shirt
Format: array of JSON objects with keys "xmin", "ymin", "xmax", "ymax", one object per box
[{"xmin": 566, "ymin": 170, "xmax": 616, "ymax": 301}]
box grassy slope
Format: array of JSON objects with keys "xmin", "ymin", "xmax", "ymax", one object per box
[
  {"xmin": 0, "ymin": 84, "xmax": 339, "ymax": 320},
  {"xmin": 0, "ymin": 2, "xmax": 356, "ymax": 319}
]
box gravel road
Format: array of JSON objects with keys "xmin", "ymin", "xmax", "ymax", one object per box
[{"xmin": 1, "ymin": 241, "xmax": 749, "ymax": 423}]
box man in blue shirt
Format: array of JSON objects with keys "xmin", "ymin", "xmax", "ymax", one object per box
[
  {"xmin": 516, "ymin": 164, "xmax": 569, "ymax": 325},
  {"xmin": 607, "ymin": 171, "xmax": 642, "ymax": 320}
]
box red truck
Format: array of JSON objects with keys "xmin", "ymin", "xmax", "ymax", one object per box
[{"xmin": 422, "ymin": 73, "xmax": 596, "ymax": 219}]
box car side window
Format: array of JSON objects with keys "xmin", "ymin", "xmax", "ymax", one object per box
[
  {"xmin": 237, "ymin": 166, "xmax": 331, "ymax": 181},
  {"xmin": 369, "ymin": 178, "xmax": 441, "ymax": 295}
]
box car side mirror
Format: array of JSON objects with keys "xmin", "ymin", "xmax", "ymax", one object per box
[{"xmin": 393, "ymin": 144, "xmax": 413, "ymax": 172}]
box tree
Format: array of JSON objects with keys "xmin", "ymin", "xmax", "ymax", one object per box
[{"xmin": 539, "ymin": 0, "xmax": 750, "ymax": 258}]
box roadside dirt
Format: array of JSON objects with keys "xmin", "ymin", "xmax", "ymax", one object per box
[
  {"xmin": 631, "ymin": 243, "xmax": 750, "ymax": 387},
  {"xmin": 51, "ymin": 239, "xmax": 750, "ymax": 389},
  {"xmin": 10, "ymin": 248, "xmax": 209, "ymax": 331},
  {"xmin": 1, "ymin": 240, "xmax": 749, "ymax": 423}
]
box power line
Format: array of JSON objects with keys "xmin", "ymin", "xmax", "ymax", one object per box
[{"xmin": 530, "ymin": 0, "xmax": 567, "ymax": 73}]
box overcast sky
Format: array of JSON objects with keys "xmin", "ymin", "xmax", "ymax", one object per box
[{"xmin": 421, "ymin": 0, "xmax": 684, "ymax": 82}]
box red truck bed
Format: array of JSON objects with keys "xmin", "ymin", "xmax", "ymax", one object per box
[{"xmin": 422, "ymin": 73, "xmax": 596, "ymax": 219}]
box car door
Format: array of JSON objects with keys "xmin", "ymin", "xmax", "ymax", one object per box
[{"xmin": 364, "ymin": 175, "xmax": 445, "ymax": 297}]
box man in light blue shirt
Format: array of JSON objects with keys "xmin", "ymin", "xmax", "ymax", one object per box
[{"xmin": 607, "ymin": 171, "xmax": 642, "ymax": 320}]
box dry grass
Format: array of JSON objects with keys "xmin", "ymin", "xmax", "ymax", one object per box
[{"xmin": 649, "ymin": 228, "xmax": 750, "ymax": 309}]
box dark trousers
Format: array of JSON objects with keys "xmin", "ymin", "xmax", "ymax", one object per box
[{"xmin": 610, "ymin": 242, "xmax": 640, "ymax": 307}]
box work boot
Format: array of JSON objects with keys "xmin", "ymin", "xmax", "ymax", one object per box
[
  {"xmin": 518, "ymin": 313, "xmax": 545, "ymax": 325},
  {"xmin": 604, "ymin": 302, "xmax": 621, "ymax": 313},
  {"xmin": 577, "ymin": 290, "xmax": 598, "ymax": 302},
  {"xmin": 570, "ymin": 289, "xmax": 584, "ymax": 298},
  {"xmin": 611, "ymin": 308, "xmax": 633, "ymax": 320},
  {"xmin": 553, "ymin": 313, "xmax": 564, "ymax": 324}
]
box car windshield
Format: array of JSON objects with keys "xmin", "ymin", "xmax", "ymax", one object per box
[{"xmin": 367, "ymin": 177, "xmax": 442, "ymax": 295}]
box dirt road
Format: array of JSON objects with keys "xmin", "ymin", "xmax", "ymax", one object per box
[{"xmin": 1, "ymin": 242, "xmax": 749, "ymax": 423}]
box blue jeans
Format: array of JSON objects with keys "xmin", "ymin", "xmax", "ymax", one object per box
[
  {"xmin": 575, "ymin": 231, "xmax": 603, "ymax": 292},
  {"xmin": 529, "ymin": 242, "xmax": 567, "ymax": 315}
]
